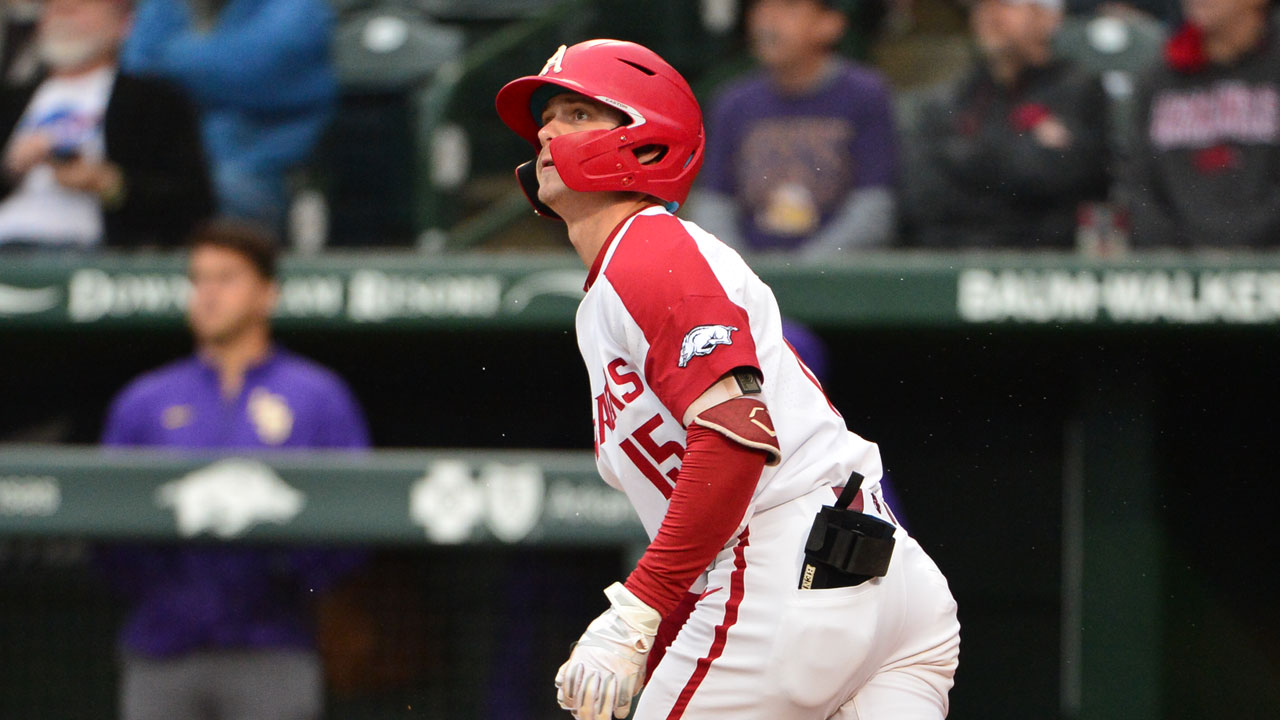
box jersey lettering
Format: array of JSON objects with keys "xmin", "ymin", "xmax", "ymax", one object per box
[
  {"xmin": 608, "ymin": 359, "xmax": 644, "ymax": 402},
  {"xmin": 595, "ymin": 386, "xmax": 624, "ymax": 453},
  {"xmin": 619, "ymin": 413, "xmax": 685, "ymax": 498},
  {"xmin": 594, "ymin": 358, "xmax": 646, "ymax": 454}
]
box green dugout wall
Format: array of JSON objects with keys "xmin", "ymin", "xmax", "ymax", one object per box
[{"xmin": 2, "ymin": 252, "xmax": 1278, "ymax": 719}]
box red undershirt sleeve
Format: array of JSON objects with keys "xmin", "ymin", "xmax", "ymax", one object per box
[{"xmin": 623, "ymin": 423, "xmax": 768, "ymax": 617}]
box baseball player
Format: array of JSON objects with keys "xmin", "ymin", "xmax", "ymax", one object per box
[{"xmin": 495, "ymin": 39, "xmax": 960, "ymax": 720}]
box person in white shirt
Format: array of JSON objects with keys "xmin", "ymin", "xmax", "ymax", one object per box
[{"xmin": 0, "ymin": 0, "xmax": 211, "ymax": 249}]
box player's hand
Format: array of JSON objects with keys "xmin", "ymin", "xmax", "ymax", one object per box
[{"xmin": 556, "ymin": 582, "xmax": 660, "ymax": 720}]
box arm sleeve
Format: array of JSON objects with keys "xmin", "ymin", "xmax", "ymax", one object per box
[
  {"xmin": 101, "ymin": 386, "xmax": 146, "ymax": 446},
  {"xmin": 319, "ymin": 378, "xmax": 370, "ymax": 449},
  {"xmin": 624, "ymin": 424, "xmax": 766, "ymax": 617},
  {"xmin": 327, "ymin": 384, "xmax": 373, "ymax": 445},
  {"xmin": 801, "ymin": 186, "xmax": 897, "ymax": 255}
]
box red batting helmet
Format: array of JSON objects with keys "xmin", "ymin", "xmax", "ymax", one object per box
[{"xmin": 495, "ymin": 39, "xmax": 705, "ymax": 219}]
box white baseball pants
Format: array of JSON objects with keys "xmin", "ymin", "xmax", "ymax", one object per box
[{"xmin": 634, "ymin": 486, "xmax": 961, "ymax": 720}]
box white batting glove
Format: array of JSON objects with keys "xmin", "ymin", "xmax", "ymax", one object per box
[{"xmin": 556, "ymin": 582, "xmax": 661, "ymax": 720}]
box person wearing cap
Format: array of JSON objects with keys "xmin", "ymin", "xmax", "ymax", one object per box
[
  {"xmin": 0, "ymin": 0, "xmax": 213, "ymax": 249},
  {"xmin": 496, "ymin": 38, "xmax": 959, "ymax": 720},
  {"xmin": 1128, "ymin": 0, "xmax": 1280, "ymax": 247},
  {"xmin": 905, "ymin": 0, "xmax": 1111, "ymax": 248},
  {"xmin": 690, "ymin": 0, "xmax": 900, "ymax": 256}
]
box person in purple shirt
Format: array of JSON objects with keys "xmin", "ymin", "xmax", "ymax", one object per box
[
  {"xmin": 690, "ymin": 0, "xmax": 899, "ymax": 256},
  {"xmin": 99, "ymin": 219, "xmax": 368, "ymax": 720}
]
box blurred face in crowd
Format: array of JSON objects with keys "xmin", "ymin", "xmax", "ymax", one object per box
[
  {"xmin": 37, "ymin": 0, "xmax": 130, "ymax": 72},
  {"xmin": 187, "ymin": 246, "xmax": 277, "ymax": 348},
  {"xmin": 1183, "ymin": 0, "xmax": 1268, "ymax": 35},
  {"xmin": 971, "ymin": 0, "xmax": 1061, "ymax": 68},
  {"xmin": 748, "ymin": 0, "xmax": 846, "ymax": 71}
]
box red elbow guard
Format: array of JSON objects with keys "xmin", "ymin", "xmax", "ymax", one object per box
[{"xmin": 692, "ymin": 396, "xmax": 781, "ymax": 466}]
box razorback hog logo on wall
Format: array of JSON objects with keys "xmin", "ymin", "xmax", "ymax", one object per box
[
  {"xmin": 679, "ymin": 324, "xmax": 737, "ymax": 367},
  {"xmin": 156, "ymin": 459, "xmax": 304, "ymax": 539}
]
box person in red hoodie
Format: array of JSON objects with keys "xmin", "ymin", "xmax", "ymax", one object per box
[{"xmin": 1129, "ymin": 0, "xmax": 1280, "ymax": 247}]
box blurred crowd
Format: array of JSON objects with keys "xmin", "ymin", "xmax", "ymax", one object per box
[{"xmin": 0, "ymin": 0, "xmax": 1276, "ymax": 253}]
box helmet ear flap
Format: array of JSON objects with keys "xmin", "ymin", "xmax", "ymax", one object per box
[{"xmin": 515, "ymin": 161, "xmax": 562, "ymax": 220}]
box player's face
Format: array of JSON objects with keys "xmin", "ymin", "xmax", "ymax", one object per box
[
  {"xmin": 748, "ymin": 0, "xmax": 845, "ymax": 70},
  {"xmin": 186, "ymin": 246, "xmax": 277, "ymax": 347},
  {"xmin": 1183, "ymin": 0, "xmax": 1266, "ymax": 35},
  {"xmin": 535, "ymin": 93, "xmax": 630, "ymax": 209}
]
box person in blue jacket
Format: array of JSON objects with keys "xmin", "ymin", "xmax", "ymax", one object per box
[{"xmin": 121, "ymin": 0, "xmax": 336, "ymax": 231}]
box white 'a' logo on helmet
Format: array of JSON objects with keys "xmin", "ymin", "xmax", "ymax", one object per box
[
  {"xmin": 679, "ymin": 325, "xmax": 738, "ymax": 368},
  {"xmin": 540, "ymin": 45, "xmax": 567, "ymax": 76}
]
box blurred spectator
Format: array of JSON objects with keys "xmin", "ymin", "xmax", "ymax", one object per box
[
  {"xmin": 1128, "ymin": 0, "xmax": 1280, "ymax": 247},
  {"xmin": 122, "ymin": 0, "xmax": 337, "ymax": 232},
  {"xmin": 906, "ymin": 0, "xmax": 1111, "ymax": 248},
  {"xmin": 99, "ymin": 220, "xmax": 368, "ymax": 720},
  {"xmin": 690, "ymin": 0, "xmax": 899, "ymax": 256},
  {"xmin": 0, "ymin": 0, "xmax": 213, "ymax": 250},
  {"xmin": 1, "ymin": 0, "xmax": 40, "ymax": 85}
]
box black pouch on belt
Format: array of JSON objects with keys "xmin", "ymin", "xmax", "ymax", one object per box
[{"xmin": 799, "ymin": 472, "xmax": 896, "ymax": 590}]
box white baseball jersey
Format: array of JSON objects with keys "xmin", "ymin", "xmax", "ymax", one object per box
[
  {"xmin": 577, "ymin": 206, "xmax": 885, "ymax": 540},
  {"xmin": 577, "ymin": 206, "xmax": 960, "ymax": 720}
]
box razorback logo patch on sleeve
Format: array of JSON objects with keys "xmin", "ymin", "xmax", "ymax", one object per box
[{"xmin": 679, "ymin": 324, "xmax": 738, "ymax": 368}]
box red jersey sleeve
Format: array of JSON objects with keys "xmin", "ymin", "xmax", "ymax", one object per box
[{"xmin": 603, "ymin": 213, "xmax": 761, "ymax": 422}]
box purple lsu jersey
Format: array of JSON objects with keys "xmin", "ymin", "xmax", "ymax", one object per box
[
  {"xmin": 103, "ymin": 347, "xmax": 368, "ymax": 450},
  {"xmin": 99, "ymin": 347, "xmax": 368, "ymax": 658}
]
